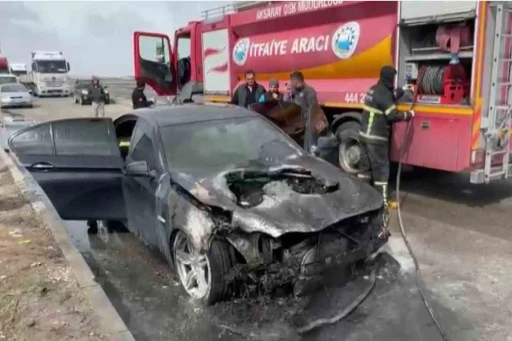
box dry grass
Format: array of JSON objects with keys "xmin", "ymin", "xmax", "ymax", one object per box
[{"xmin": 0, "ymin": 163, "xmax": 102, "ymax": 340}]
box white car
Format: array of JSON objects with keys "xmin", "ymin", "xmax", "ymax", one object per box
[{"xmin": 0, "ymin": 83, "xmax": 33, "ymax": 108}]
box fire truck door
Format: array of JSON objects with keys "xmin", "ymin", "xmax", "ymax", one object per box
[{"xmin": 133, "ymin": 31, "xmax": 177, "ymax": 96}]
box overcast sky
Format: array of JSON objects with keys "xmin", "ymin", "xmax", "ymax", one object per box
[{"xmin": 0, "ymin": 1, "xmax": 231, "ymax": 77}]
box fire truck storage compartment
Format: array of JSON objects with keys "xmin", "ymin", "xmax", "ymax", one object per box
[
  {"xmin": 397, "ymin": 18, "xmax": 476, "ymax": 106},
  {"xmin": 393, "ymin": 16, "xmax": 476, "ymax": 172}
]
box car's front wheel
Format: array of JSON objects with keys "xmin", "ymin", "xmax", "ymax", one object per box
[{"xmin": 172, "ymin": 230, "xmax": 233, "ymax": 305}]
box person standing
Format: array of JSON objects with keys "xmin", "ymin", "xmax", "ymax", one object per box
[
  {"xmin": 358, "ymin": 65, "xmax": 414, "ymax": 208},
  {"xmin": 288, "ymin": 71, "xmax": 318, "ymax": 120},
  {"xmin": 230, "ymin": 69, "xmax": 265, "ymax": 108},
  {"xmin": 258, "ymin": 79, "xmax": 284, "ymax": 102},
  {"xmin": 132, "ymin": 79, "xmax": 152, "ymax": 109},
  {"xmin": 89, "ymin": 76, "xmax": 106, "ymax": 117}
]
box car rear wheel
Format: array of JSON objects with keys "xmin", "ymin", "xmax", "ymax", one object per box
[
  {"xmin": 336, "ymin": 120, "xmax": 364, "ymax": 174},
  {"xmin": 173, "ymin": 230, "xmax": 233, "ymax": 305}
]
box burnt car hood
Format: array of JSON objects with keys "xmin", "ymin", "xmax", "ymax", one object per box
[{"xmin": 172, "ymin": 156, "xmax": 383, "ymax": 238}]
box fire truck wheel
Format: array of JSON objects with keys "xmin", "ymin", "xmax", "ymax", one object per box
[{"xmin": 336, "ymin": 120, "xmax": 364, "ymax": 174}]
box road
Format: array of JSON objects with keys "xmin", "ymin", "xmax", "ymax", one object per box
[{"xmin": 3, "ymin": 96, "xmax": 512, "ymax": 341}]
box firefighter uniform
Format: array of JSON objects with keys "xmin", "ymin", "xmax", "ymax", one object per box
[{"xmin": 358, "ymin": 66, "xmax": 413, "ymax": 206}]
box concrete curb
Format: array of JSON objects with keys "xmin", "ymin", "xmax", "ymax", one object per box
[{"xmin": 0, "ymin": 149, "xmax": 136, "ymax": 341}]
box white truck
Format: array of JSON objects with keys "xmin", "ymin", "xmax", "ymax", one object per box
[
  {"xmin": 29, "ymin": 51, "xmax": 71, "ymax": 97},
  {"xmin": 9, "ymin": 63, "xmax": 29, "ymax": 83}
]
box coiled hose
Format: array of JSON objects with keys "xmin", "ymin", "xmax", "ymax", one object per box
[{"xmin": 418, "ymin": 65, "xmax": 446, "ymax": 95}]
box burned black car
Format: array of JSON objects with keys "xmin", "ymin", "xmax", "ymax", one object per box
[{"xmin": 7, "ymin": 103, "xmax": 387, "ymax": 304}]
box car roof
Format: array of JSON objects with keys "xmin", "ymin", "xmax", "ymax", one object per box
[{"xmin": 130, "ymin": 103, "xmax": 260, "ymax": 127}]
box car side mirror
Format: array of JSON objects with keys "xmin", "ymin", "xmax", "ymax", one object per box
[
  {"xmin": 123, "ymin": 161, "xmax": 156, "ymax": 178},
  {"xmin": 103, "ymin": 85, "xmax": 108, "ymax": 89}
]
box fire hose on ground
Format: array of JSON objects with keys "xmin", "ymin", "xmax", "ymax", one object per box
[
  {"xmin": 394, "ymin": 84, "xmax": 450, "ymax": 341},
  {"xmin": 299, "ymin": 84, "xmax": 451, "ymax": 339}
]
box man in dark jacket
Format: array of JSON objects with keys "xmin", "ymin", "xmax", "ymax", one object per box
[
  {"xmin": 132, "ymin": 79, "xmax": 151, "ymax": 110},
  {"xmin": 358, "ymin": 65, "xmax": 414, "ymax": 207},
  {"xmin": 289, "ymin": 71, "xmax": 318, "ymax": 120},
  {"xmin": 231, "ymin": 69, "xmax": 265, "ymax": 108},
  {"xmin": 258, "ymin": 79, "xmax": 284, "ymax": 103},
  {"xmin": 89, "ymin": 77, "xmax": 106, "ymax": 117}
]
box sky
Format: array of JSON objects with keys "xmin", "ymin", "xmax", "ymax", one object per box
[{"xmin": 0, "ymin": 1, "xmax": 231, "ymax": 77}]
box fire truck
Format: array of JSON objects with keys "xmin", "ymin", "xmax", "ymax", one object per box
[
  {"xmin": 0, "ymin": 56, "xmax": 9, "ymax": 74},
  {"xmin": 133, "ymin": 1, "xmax": 512, "ymax": 184}
]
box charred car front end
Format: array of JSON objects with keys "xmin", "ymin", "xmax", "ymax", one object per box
[{"xmin": 178, "ymin": 156, "xmax": 387, "ymax": 299}]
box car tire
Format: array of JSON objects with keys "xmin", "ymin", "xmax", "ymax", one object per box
[
  {"xmin": 173, "ymin": 230, "xmax": 233, "ymax": 305},
  {"xmin": 336, "ymin": 120, "xmax": 365, "ymax": 174}
]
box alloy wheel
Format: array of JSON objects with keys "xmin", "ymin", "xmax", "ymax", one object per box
[{"xmin": 173, "ymin": 231, "xmax": 212, "ymax": 299}]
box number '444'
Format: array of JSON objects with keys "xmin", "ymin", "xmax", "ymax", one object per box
[{"xmin": 344, "ymin": 93, "xmax": 366, "ymax": 104}]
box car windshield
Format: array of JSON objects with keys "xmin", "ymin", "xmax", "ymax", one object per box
[
  {"xmin": 36, "ymin": 60, "xmax": 67, "ymax": 74},
  {"xmin": 0, "ymin": 77, "xmax": 18, "ymax": 85},
  {"xmin": 1, "ymin": 84, "xmax": 26, "ymax": 93},
  {"xmin": 160, "ymin": 117, "xmax": 304, "ymax": 172}
]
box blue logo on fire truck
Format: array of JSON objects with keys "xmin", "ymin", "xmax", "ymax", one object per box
[
  {"xmin": 332, "ymin": 22, "xmax": 360, "ymax": 59},
  {"xmin": 233, "ymin": 38, "xmax": 250, "ymax": 66}
]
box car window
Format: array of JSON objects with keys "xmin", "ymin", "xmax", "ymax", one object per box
[
  {"xmin": 53, "ymin": 120, "xmax": 118, "ymax": 156},
  {"xmin": 1, "ymin": 84, "xmax": 26, "ymax": 92},
  {"xmin": 129, "ymin": 119, "xmax": 156, "ymax": 169},
  {"xmin": 160, "ymin": 117, "xmax": 303, "ymax": 172},
  {"xmin": 9, "ymin": 124, "xmax": 53, "ymax": 155}
]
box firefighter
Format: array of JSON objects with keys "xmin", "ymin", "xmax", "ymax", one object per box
[
  {"xmin": 289, "ymin": 71, "xmax": 318, "ymax": 120},
  {"xmin": 89, "ymin": 76, "xmax": 106, "ymax": 117},
  {"xmin": 132, "ymin": 79, "xmax": 152, "ymax": 109},
  {"xmin": 258, "ymin": 79, "xmax": 284, "ymax": 102},
  {"xmin": 358, "ymin": 65, "xmax": 415, "ymax": 208},
  {"xmin": 230, "ymin": 69, "xmax": 265, "ymax": 108}
]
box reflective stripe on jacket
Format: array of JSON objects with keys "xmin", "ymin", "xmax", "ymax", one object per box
[{"xmin": 359, "ymin": 82, "xmax": 409, "ymax": 144}]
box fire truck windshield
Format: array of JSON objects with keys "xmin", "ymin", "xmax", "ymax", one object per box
[{"xmin": 35, "ymin": 60, "xmax": 67, "ymax": 73}]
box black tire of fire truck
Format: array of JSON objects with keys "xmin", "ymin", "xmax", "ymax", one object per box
[{"xmin": 335, "ymin": 119, "xmax": 365, "ymax": 174}]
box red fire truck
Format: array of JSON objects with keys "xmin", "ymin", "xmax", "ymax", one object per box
[
  {"xmin": 0, "ymin": 55, "xmax": 9, "ymax": 74},
  {"xmin": 133, "ymin": 1, "xmax": 512, "ymax": 184}
]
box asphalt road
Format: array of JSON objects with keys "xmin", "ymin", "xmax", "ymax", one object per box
[{"xmin": 3, "ymin": 96, "xmax": 512, "ymax": 341}]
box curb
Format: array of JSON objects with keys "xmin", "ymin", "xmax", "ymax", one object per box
[{"xmin": 0, "ymin": 149, "xmax": 136, "ymax": 341}]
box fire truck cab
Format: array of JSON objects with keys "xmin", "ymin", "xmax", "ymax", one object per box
[{"xmin": 133, "ymin": 1, "xmax": 512, "ymax": 184}]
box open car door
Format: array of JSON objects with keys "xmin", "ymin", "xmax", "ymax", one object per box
[
  {"xmin": 133, "ymin": 31, "xmax": 177, "ymax": 96},
  {"xmin": 8, "ymin": 118, "xmax": 126, "ymax": 221}
]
